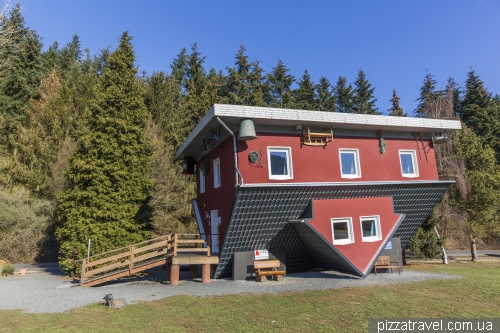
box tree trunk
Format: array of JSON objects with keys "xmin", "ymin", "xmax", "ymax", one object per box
[
  {"xmin": 402, "ymin": 248, "xmax": 407, "ymax": 266},
  {"xmin": 470, "ymin": 238, "xmax": 478, "ymax": 262},
  {"xmin": 434, "ymin": 226, "xmax": 448, "ymax": 264}
]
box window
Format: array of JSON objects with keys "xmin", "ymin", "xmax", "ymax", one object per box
[
  {"xmin": 331, "ymin": 218, "xmax": 354, "ymax": 245},
  {"xmin": 339, "ymin": 149, "xmax": 361, "ymax": 178},
  {"xmin": 199, "ymin": 168, "xmax": 205, "ymax": 193},
  {"xmin": 360, "ymin": 216, "xmax": 382, "ymax": 242},
  {"xmin": 213, "ymin": 158, "xmax": 221, "ymax": 188},
  {"xmin": 268, "ymin": 147, "xmax": 293, "ymax": 180},
  {"xmin": 399, "ymin": 150, "xmax": 419, "ymax": 177}
]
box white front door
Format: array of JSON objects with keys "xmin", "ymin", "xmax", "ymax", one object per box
[{"xmin": 211, "ymin": 210, "xmax": 220, "ymax": 254}]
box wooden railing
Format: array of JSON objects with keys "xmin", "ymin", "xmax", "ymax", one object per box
[{"xmin": 80, "ymin": 233, "xmax": 211, "ymax": 287}]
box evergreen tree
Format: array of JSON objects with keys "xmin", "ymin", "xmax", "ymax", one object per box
[
  {"xmin": 414, "ymin": 72, "xmax": 437, "ymax": 118},
  {"xmin": 459, "ymin": 70, "xmax": 500, "ymax": 162},
  {"xmin": 452, "ymin": 128, "xmax": 500, "ymax": 261},
  {"xmin": 265, "ymin": 59, "xmax": 295, "ymax": 108},
  {"xmin": 352, "ymin": 69, "xmax": 379, "ymax": 114},
  {"xmin": 56, "ymin": 32, "xmax": 152, "ymax": 274},
  {"xmin": 315, "ymin": 76, "xmax": 336, "ymax": 111},
  {"xmin": 247, "ymin": 58, "xmax": 267, "ymax": 107},
  {"xmin": 446, "ymin": 77, "xmax": 462, "ymax": 117},
  {"xmin": 388, "ymin": 89, "xmax": 406, "ymax": 117},
  {"xmin": 170, "ymin": 47, "xmax": 188, "ymax": 87},
  {"xmin": 294, "ymin": 70, "xmax": 316, "ymax": 110},
  {"xmin": 9, "ymin": 68, "xmax": 74, "ymax": 197},
  {"xmin": 334, "ymin": 76, "xmax": 355, "ymax": 113},
  {"xmin": 185, "ymin": 43, "xmax": 207, "ymax": 95},
  {"xmin": 0, "ymin": 5, "xmax": 42, "ymax": 127},
  {"xmin": 226, "ymin": 43, "xmax": 251, "ymax": 105}
]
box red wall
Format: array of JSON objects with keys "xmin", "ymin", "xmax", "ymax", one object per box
[
  {"xmin": 237, "ymin": 133, "xmax": 438, "ymax": 183},
  {"xmin": 308, "ymin": 197, "xmax": 401, "ymax": 275},
  {"xmin": 196, "ymin": 137, "xmax": 237, "ymax": 250}
]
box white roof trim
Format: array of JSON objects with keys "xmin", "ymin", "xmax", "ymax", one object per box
[{"xmin": 174, "ymin": 104, "xmax": 462, "ymax": 160}]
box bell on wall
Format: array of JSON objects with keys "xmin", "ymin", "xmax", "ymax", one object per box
[{"xmin": 237, "ymin": 119, "xmax": 257, "ymax": 141}]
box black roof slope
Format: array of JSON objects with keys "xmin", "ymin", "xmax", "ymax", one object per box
[{"xmin": 213, "ymin": 181, "xmax": 453, "ymax": 278}]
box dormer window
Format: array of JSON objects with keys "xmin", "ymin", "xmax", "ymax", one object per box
[
  {"xmin": 339, "ymin": 149, "xmax": 361, "ymax": 178},
  {"xmin": 268, "ymin": 147, "xmax": 293, "ymax": 180}
]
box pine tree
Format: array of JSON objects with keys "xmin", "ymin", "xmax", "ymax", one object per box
[
  {"xmin": 247, "ymin": 58, "xmax": 267, "ymax": 107},
  {"xmin": 459, "ymin": 70, "xmax": 500, "ymax": 162},
  {"xmin": 226, "ymin": 43, "xmax": 251, "ymax": 105},
  {"xmin": 334, "ymin": 76, "xmax": 355, "ymax": 113},
  {"xmin": 294, "ymin": 70, "xmax": 316, "ymax": 110},
  {"xmin": 170, "ymin": 47, "xmax": 188, "ymax": 88},
  {"xmin": 56, "ymin": 32, "xmax": 152, "ymax": 274},
  {"xmin": 388, "ymin": 89, "xmax": 406, "ymax": 117},
  {"xmin": 265, "ymin": 59, "xmax": 295, "ymax": 108},
  {"xmin": 315, "ymin": 76, "xmax": 336, "ymax": 112},
  {"xmin": 9, "ymin": 68, "xmax": 73, "ymax": 197},
  {"xmin": 0, "ymin": 5, "xmax": 42, "ymax": 127},
  {"xmin": 414, "ymin": 72, "xmax": 437, "ymax": 118},
  {"xmin": 352, "ymin": 69, "xmax": 379, "ymax": 114},
  {"xmin": 185, "ymin": 43, "xmax": 207, "ymax": 95}
]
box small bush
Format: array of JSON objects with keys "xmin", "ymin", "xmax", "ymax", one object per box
[{"xmin": 1, "ymin": 263, "xmax": 14, "ymax": 276}]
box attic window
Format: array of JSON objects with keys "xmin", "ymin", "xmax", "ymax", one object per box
[{"xmin": 331, "ymin": 218, "xmax": 354, "ymax": 245}]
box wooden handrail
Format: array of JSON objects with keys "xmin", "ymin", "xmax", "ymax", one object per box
[{"xmin": 80, "ymin": 233, "xmax": 212, "ymax": 286}]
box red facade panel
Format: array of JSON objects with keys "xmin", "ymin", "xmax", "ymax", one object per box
[
  {"xmin": 237, "ymin": 133, "xmax": 438, "ymax": 183},
  {"xmin": 308, "ymin": 197, "xmax": 401, "ymax": 275},
  {"xmin": 196, "ymin": 137, "xmax": 237, "ymax": 250}
]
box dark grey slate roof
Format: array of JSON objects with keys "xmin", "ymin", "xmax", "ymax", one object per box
[{"xmin": 214, "ymin": 181, "xmax": 453, "ymax": 278}]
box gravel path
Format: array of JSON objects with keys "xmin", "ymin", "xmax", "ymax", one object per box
[{"xmin": 0, "ymin": 264, "xmax": 461, "ymax": 313}]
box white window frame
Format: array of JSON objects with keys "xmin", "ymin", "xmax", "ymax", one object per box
[
  {"xmin": 267, "ymin": 147, "xmax": 293, "ymax": 180},
  {"xmin": 399, "ymin": 150, "xmax": 419, "ymax": 178},
  {"xmin": 339, "ymin": 149, "xmax": 361, "ymax": 179},
  {"xmin": 359, "ymin": 215, "xmax": 382, "ymax": 242},
  {"xmin": 213, "ymin": 157, "xmax": 221, "ymax": 188},
  {"xmin": 331, "ymin": 217, "xmax": 354, "ymax": 245},
  {"xmin": 199, "ymin": 168, "xmax": 205, "ymax": 193}
]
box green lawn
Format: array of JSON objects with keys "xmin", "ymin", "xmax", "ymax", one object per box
[{"xmin": 1, "ymin": 262, "xmax": 499, "ymax": 333}]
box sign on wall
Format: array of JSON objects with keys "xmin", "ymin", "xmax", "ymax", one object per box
[{"xmin": 254, "ymin": 249, "xmax": 269, "ymax": 260}]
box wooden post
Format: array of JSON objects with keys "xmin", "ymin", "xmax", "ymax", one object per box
[
  {"xmin": 170, "ymin": 264, "xmax": 180, "ymax": 286},
  {"xmin": 80, "ymin": 258, "xmax": 87, "ymax": 286},
  {"xmin": 202, "ymin": 264, "xmax": 210, "ymax": 283},
  {"xmin": 129, "ymin": 246, "xmax": 135, "ymax": 274},
  {"xmin": 190, "ymin": 265, "xmax": 198, "ymax": 279},
  {"xmin": 165, "ymin": 261, "xmax": 171, "ymax": 282},
  {"xmin": 173, "ymin": 234, "xmax": 178, "ymax": 257}
]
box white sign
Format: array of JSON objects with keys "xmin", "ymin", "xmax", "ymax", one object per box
[
  {"xmin": 254, "ymin": 249, "xmax": 269, "ymax": 260},
  {"xmin": 385, "ymin": 241, "xmax": 392, "ymax": 250}
]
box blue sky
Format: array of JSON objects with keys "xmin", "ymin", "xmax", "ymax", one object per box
[{"xmin": 19, "ymin": 0, "xmax": 500, "ymax": 115}]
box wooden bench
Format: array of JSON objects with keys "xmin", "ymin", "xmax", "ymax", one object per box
[
  {"xmin": 253, "ymin": 259, "xmax": 285, "ymax": 282},
  {"xmin": 374, "ymin": 256, "xmax": 401, "ymax": 275}
]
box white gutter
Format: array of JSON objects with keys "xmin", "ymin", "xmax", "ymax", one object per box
[{"xmin": 217, "ymin": 117, "xmax": 244, "ymax": 186}]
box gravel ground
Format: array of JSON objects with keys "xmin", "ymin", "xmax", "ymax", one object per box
[{"xmin": 0, "ymin": 263, "xmax": 461, "ymax": 314}]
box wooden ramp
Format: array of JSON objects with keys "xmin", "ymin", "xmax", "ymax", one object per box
[{"xmin": 80, "ymin": 234, "xmax": 212, "ymax": 287}]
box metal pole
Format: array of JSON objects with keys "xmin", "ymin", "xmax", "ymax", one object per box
[{"xmin": 87, "ymin": 239, "xmax": 91, "ymax": 258}]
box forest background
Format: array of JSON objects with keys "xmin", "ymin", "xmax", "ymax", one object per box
[{"xmin": 0, "ymin": 2, "xmax": 499, "ymax": 274}]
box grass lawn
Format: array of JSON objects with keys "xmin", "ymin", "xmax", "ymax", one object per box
[{"xmin": 1, "ymin": 262, "xmax": 499, "ymax": 333}]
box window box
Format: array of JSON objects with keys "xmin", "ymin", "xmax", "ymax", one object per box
[
  {"xmin": 399, "ymin": 150, "xmax": 419, "ymax": 177},
  {"xmin": 339, "ymin": 149, "xmax": 361, "ymax": 178},
  {"xmin": 331, "ymin": 218, "xmax": 354, "ymax": 245},
  {"xmin": 267, "ymin": 147, "xmax": 293, "ymax": 180},
  {"xmin": 360, "ymin": 216, "xmax": 382, "ymax": 242},
  {"xmin": 213, "ymin": 158, "xmax": 221, "ymax": 188}
]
